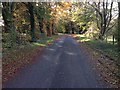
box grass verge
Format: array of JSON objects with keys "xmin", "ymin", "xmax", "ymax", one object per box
[
  {"xmin": 74, "ymin": 34, "xmax": 118, "ymax": 61},
  {"xmin": 2, "ymin": 35, "xmax": 60, "ymax": 83},
  {"xmin": 73, "ymin": 34, "xmax": 119, "ymax": 87}
]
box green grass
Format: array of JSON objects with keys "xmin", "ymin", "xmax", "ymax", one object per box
[
  {"xmin": 33, "ymin": 35, "xmax": 59, "ymax": 46},
  {"xmin": 75, "ymin": 35, "xmax": 118, "ymax": 61},
  {"xmin": 86, "ymin": 40, "xmax": 118, "ymax": 60},
  {"xmin": 3, "ymin": 35, "xmax": 60, "ymax": 65}
]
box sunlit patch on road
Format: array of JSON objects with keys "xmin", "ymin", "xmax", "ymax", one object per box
[
  {"xmin": 47, "ymin": 48, "xmax": 56, "ymax": 51},
  {"xmin": 43, "ymin": 55, "xmax": 50, "ymax": 61},
  {"xmin": 64, "ymin": 51, "xmax": 77, "ymax": 56}
]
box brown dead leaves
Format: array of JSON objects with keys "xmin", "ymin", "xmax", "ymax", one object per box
[
  {"xmin": 2, "ymin": 46, "xmax": 44, "ymax": 83},
  {"xmin": 78, "ymin": 42, "xmax": 119, "ymax": 88}
]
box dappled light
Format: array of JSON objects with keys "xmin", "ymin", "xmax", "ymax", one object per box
[
  {"xmin": 33, "ymin": 43, "xmax": 46, "ymax": 46},
  {"xmin": 1, "ymin": 1, "xmax": 120, "ymax": 88},
  {"xmin": 47, "ymin": 48, "xmax": 56, "ymax": 51},
  {"xmin": 55, "ymin": 43, "xmax": 63, "ymax": 48},
  {"xmin": 64, "ymin": 51, "xmax": 77, "ymax": 56},
  {"xmin": 43, "ymin": 55, "xmax": 50, "ymax": 61}
]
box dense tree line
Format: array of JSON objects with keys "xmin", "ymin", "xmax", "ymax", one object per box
[
  {"xmin": 2, "ymin": 2, "xmax": 73, "ymax": 48},
  {"xmin": 1, "ymin": 2, "xmax": 120, "ymax": 48}
]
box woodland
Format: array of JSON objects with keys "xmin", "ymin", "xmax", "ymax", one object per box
[{"xmin": 1, "ymin": 1, "xmax": 120, "ymax": 87}]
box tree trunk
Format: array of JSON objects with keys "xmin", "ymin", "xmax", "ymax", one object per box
[
  {"xmin": 2, "ymin": 3, "xmax": 14, "ymax": 32},
  {"xmin": 118, "ymin": 2, "xmax": 120, "ymax": 60},
  {"xmin": 52, "ymin": 23, "xmax": 55, "ymax": 35},
  {"xmin": 118, "ymin": 3, "xmax": 120, "ymax": 84},
  {"xmin": 91, "ymin": 2, "xmax": 113, "ymax": 40},
  {"xmin": 113, "ymin": 35, "xmax": 115, "ymax": 45},
  {"xmin": 2, "ymin": 4, "xmax": 9, "ymax": 33},
  {"xmin": 2, "ymin": 2, "xmax": 17, "ymax": 46},
  {"xmin": 98, "ymin": 32, "xmax": 104, "ymax": 40},
  {"xmin": 38, "ymin": 20, "xmax": 44, "ymax": 33},
  {"xmin": 46, "ymin": 21, "xmax": 51, "ymax": 37},
  {"xmin": 105, "ymin": 35, "xmax": 107, "ymax": 43},
  {"xmin": 28, "ymin": 2, "xmax": 36, "ymax": 42}
]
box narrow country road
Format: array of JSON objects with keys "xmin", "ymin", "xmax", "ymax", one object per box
[{"xmin": 3, "ymin": 36, "xmax": 109, "ymax": 88}]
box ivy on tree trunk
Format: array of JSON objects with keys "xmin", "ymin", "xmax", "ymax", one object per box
[{"xmin": 2, "ymin": 2, "xmax": 17, "ymax": 47}]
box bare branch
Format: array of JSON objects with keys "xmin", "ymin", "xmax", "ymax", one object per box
[
  {"xmin": 106, "ymin": 22, "xmax": 117, "ymax": 33},
  {"xmin": 106, "ymin": 2, "xmax": 113, "ymax": 30},
  {"xmin": 88, "ymin": 2, "xmax": 102, "ymax": 18}
]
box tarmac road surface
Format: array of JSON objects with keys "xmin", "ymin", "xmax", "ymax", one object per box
[{"xmin": 3, "ymin": 36, "xmax": 109, "ymax": 88}]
